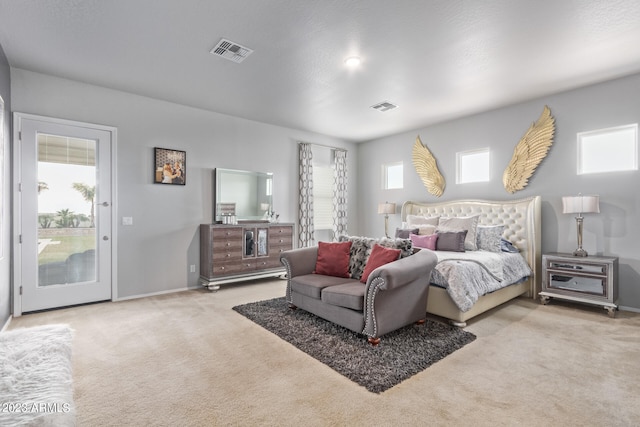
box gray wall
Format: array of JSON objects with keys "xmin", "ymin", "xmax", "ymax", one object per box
[
  {"xmin": 358, "ymin": 73, "xmax": 640, "ymax": 311},
  {"xmin": 0, "ymin": 43, "xmax": 10, "ymax": 326},
  {"xmin": 10, "ymin": 69, "xmax": 358, "ymax": 300}
]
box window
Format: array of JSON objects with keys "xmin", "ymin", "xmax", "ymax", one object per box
[
  {"xmin": 382, "ymin": 162, "xmax": 403, "ymax": 189},
  {"xmin": 456, "ymin": 148, "xmax": 490, "ymax": 184},
  {"xmin": 577, "ymin": 124, "xmax": 638, "ymax": 174},
  {"xmin": 313, "ymin": 165, "xmax": 334, "ymax": 230}
]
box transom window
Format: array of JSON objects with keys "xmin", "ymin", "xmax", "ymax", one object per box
[
  {"xmin": 456, "ymin": 148, "xmax": 490, "ymax": 184},
  {"xmin": 577, "ymin": 124, "xmax": 638, "ymax": 174},
  {"xmin": 382, "ymin": 161, "xmax": 403, "ymax": 189}
]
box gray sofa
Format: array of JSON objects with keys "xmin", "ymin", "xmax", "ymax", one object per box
[{"xmin": 280, "ymin": 245, "xmax": 437, "ymax": 344}]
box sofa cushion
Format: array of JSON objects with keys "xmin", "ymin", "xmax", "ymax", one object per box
[
  {"xmin": 291, "ymin": 274, "xmax": 355, "ymax": 300},
  {"xmin": 314, "ymin": 241, "xmax": 352, "ymax": 278},
  {"xmin": 338, "ymin": 235, "xmax": 413, "ymax": 281},
  {"xmin": 360, "ymin": 244, "xmax": 401, "ymax": 283},
  {"xmin": 321, "ymin": 281, "xmax": 366, "ymax": 311}
]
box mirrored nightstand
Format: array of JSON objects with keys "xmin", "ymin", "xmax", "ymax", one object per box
[{"xmin": 539, "ymin": 253, "xmax": 618, "ymax": 317}]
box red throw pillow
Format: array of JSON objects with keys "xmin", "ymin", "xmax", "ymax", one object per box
[
  {"xmin": 360, "ymin": 244, "xmax": 401, "ymax": 283},
  {"xmin": 314, "ymin": 241, "xmax": 352, "ymax": 278}
]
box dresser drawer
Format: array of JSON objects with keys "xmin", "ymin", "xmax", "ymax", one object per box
[{"xmin": 269, "ymin": 226, "xmax": 293, "ymax": 237}]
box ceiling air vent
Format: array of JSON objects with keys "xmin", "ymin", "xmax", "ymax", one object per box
[
  {"xmin": 210, "ymin": 38, "xmax": 253, "ymax": 63},
  {"xmin": 371, "ymin": 101, "xmax": 398, "ymax": 112}
]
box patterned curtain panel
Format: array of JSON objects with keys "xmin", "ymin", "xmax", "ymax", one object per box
[
  {"xmin": 332, "ymin": 149, "xmax": 348, "ymax": 239},
  {"xmin": 298, "ymin": 143, "xmax": 315, "ymax": 247}
]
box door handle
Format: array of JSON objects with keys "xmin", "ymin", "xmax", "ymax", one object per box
[
  {"xmin": 101, "ymin": 202, "xmax": 110, "ymax": 207},
  {"xmin": 103, "ymin": 236, "xmax": 109, "ymax": 241}
]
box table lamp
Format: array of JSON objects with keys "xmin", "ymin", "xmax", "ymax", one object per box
[
  {"xmin": 562, "ymin": 195, "xmax": 600, "ymax": 257},
  {"xmin": 378, "ymin": 202, "xmax": 396, "ymax": 238}
]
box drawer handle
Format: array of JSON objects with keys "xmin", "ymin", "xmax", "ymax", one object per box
[
  {"xmin": 246, "ymin": 264, "xmax": 251, "ymax": 267},
  {"xmin": 279, "ymin": 239, "xmax": 284, "ymax": 243},
  {"xmin": 226, "ymin": 242, "xmax": 231, "ymax": 246},
  {"xmin": 226, "ymin": 253, "xmax": 231, "ymax": 257},
  {"xmin": 220, "ymin": 266, "xmax": 225, "ymax": 270}
]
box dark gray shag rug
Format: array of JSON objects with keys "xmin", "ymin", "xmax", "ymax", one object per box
[{"xmin": 233, "ymin": 297, "xmax": 476, "ymax": 393}]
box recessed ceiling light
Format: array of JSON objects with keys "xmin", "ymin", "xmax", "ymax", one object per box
[{"xmin": 344, "ymin": 56, "xmax": 362, "ymax": 67}]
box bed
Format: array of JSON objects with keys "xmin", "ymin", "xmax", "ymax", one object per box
[{"xmin": 401, "ymin": 196, "xmax": 541, "ymax": 326}]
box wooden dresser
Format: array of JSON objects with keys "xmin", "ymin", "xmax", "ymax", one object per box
[{"xmin": 199, "ymin": 222, "xmax": 293, "ymax": 291}]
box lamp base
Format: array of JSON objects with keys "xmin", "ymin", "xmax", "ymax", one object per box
[{"xmin": 572, "ymin": 247, "xmax": 588, "ymax": 257}]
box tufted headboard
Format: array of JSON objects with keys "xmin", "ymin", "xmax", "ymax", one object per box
[{"xmin": 401, "ymin": 196, "xmax": 542, "ymax": 297}]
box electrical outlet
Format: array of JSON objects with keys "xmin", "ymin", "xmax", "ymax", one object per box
[
  {"xmin": 122, "ymin": 216, "xmax": 133, "ymax": 226},
  {"xmin": 190, "ymin": 265, "xmax": 196, "ymax": 273}
]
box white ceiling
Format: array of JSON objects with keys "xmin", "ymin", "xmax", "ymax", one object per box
[{"xmin": 2, "ymin": 0, "xmax": 640, "ymax": 142}]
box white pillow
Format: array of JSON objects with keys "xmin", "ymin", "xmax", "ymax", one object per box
[
  {"xmin": 406, "ymin": 215, "xmax": 440, "ymax": 227},
  {"xmin": 437, "ymin": 215, "xmax": 480, "ymax": 251},
  {"xmin": 417, "ymin": 224, "xmax": 437, "ymax": 235}
]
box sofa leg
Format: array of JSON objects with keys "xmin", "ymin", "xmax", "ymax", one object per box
[
  {"xmin": 367, "ymin": 337, "xmax": 381, "ymax": 346},
  {"xmin": 288, "ymin": 303, "xmax": 297, "ymax": 310},
  {"xmin": 416, "ymin": 319, "xmax": 426, "ymax": 325}
]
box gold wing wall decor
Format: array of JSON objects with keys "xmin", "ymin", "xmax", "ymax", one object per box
[
  {"xmin": 502, "ymin": 105, "xmax": 555, "ymax": 194},
  {"xmin": 412, "ymin": 135, "xmax": 445, "ymax": 197}
]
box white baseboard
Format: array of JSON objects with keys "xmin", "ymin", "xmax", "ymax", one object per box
[
  {"xmin": 1, "ymin": 315, "xmax": 12, "ymax": 333},
  {"xmin": 618, "ymin": 305, "xmax": 640, "ymax": 313},
  {"xmin": 114, "ymin": 285, "xmax": 201, "ymax": 302}
]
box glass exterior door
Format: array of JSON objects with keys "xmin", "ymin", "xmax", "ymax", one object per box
[{"xmin": 16, "ymin": 114, "xmax": 113, "ymax": 313}]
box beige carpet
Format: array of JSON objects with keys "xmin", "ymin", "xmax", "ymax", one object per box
[{"xmin": 8, "ymin": 279, "xmax": 640, "ymax": 426}]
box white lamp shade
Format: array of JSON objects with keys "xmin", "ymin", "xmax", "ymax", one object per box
[
  {"xmin": 378, "ymin": 202, "xmax": 396, "ymax": 215},
  {"xmin": 562, "ymin": 195, "xmax": 600, "ymax": 214}
]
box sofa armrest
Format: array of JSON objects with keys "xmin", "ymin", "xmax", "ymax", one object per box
[
  {"xmin": 280, "ymin": 246, "xmax": 318, "ymax": 278},
  {"xmin": 366, "ymin": 249, "xmax": 437, "ymax": 291}
]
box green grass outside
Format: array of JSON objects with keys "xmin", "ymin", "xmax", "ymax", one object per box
[{"xmin": 38, "ymin": 234, "xmax": 96, "ymax": 265}]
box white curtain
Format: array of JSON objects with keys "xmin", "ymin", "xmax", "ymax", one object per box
[
  {"xmin": 298, "ymin": 143, "xmax": 315, "ymax": 247},
  {"xmin": 332, "ymin": 149, "xmax": 348, "ymax": 239}
]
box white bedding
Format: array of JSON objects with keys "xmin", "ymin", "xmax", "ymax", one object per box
[{"xmin": 430, "ymin": 251, "xmax": 532, "ymax": 312}]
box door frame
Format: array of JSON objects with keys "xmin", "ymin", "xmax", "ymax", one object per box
[{"xmin": 12, "ymin": 113, "xmax": 118, "ymax": 316}]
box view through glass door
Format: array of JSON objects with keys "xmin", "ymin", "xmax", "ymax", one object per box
[{"xmin": 15, "ymin": 114, "xmax": 114, "ymax": 313}]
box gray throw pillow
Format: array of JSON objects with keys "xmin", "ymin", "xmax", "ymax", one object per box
[
  {"xmin": 436, "ymin": 231, "xmax": 467, "ymax": 252},
  {"xmin": 395, "ymin": 228, "xmax": 419, "ymax": 239}
]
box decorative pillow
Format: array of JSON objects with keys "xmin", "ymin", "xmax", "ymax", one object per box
[
  {"xmin": 338, "ymin": 235, "xmax": 413, "ymax": 280},
  {"xmin": 410, "ymin": 233, "xmax": 438, "ymax": 250},
  {"xmin": 437, "ymin": 215, "xmax": 480, "ymax": 251},
  {"xmin": 406, "ymin": 215, "xmax": 440, "ymax": 227},
  {"xmin": 417, "ymin": 224, "xmax": 437, "ymax": 235},
  {"xmin": 395, "ymin": 228, "xmax": 419, "ymax": 239},
  {"xmin": 436, "ymin": 230, "xmax": 467, "ymax": 252},
  {"xmin": 314, "ymin": 241, "xmax": 352, "ymax": 278},
  {"xmin": 360, "ymin": 244, "xmax": 401, "ymax": 283},
  {"xmin": 501, "ymin": 238, "xmax": 520, "ymax": 253},
  {"xmin": 476, "ymin": 225, "xmax": 504, "ymax": 252}
]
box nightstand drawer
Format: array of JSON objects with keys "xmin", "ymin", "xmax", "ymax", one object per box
[
  {"xmin": 549, "ymin": 273, "xmax": 606, "ymax": 297},
  {"xmin": 547, "ymin": 260, "xmax": 606, "ymax": 275}
]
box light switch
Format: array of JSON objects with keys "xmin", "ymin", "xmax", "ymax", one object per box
[{"xmin": 122, "ymin": 216, "xmax": 133, "ymax": 226}]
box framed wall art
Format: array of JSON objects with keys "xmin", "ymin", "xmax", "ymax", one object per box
[{"xmin": 154, "ymin": 147, "xmax": 186, "ymax": 185}]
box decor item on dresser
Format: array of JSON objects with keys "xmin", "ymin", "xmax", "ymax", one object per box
[
  {"xmin": 562, "ymin": 194, "xmax": 600, "ymax": 257},
  {"xmin": 280, "ymin": 237, "xmax": 438, "ymax": 345},
  {"xmin": 412, "ymin": 135, "xmax": 445, "ymax": 197},
  {"xmin": 377, "ymin": 202, "xmax": 396, "ymax": 238},
  {"xmin": 154, "ymin": 147, "xmax": 186, "ymax": 185},
  {"xmin": 503, "ymin": 106, "xmax": 555, "ymax": 193},
  {"xmin": 401, "ymin": 196, "xmax": 541, "ymax": 326},
  {"xmin": 199, "ymin": 223, "xmax": 293, "ymax": 291}
]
